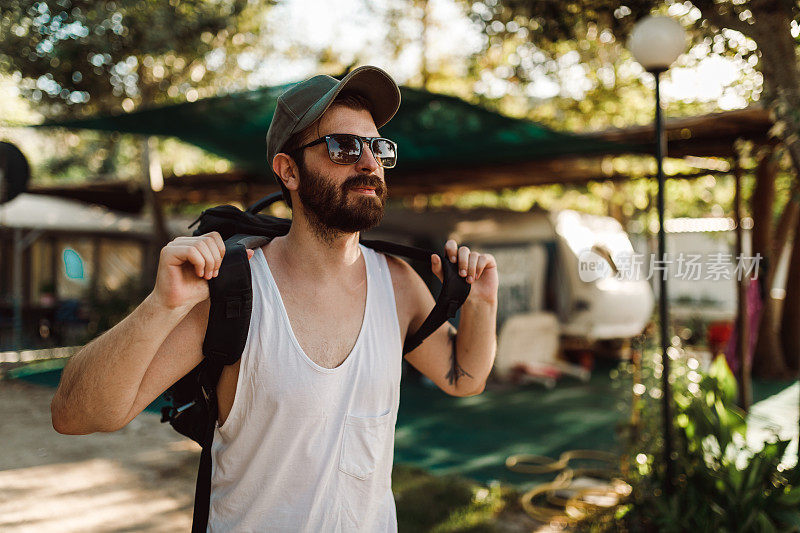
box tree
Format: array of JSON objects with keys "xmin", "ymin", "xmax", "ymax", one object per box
[
  {"xmin": 0, "ymin": 0, "xmax": 260, "ymax": 116},
  {"xmin": 469, "ymin": 0, "xmax": 800, "ymax": 378},
  {"xmin": 0, "ymin": 0, "xmax": 290, "ymax": 191}
]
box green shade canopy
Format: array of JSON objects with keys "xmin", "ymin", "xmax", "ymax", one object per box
[{"xmin": 40, "ymin": 84, "xmax": 645, "ymax": 173}]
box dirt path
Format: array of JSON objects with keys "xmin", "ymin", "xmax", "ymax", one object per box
[{"xmin": 0, "ymin": 380, "xmax": 197, "ymax": 532}]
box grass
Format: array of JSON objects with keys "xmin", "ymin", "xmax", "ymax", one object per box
[{"xmin": 392, "ymin": 464, "xmax": 530, "ymax": 532}]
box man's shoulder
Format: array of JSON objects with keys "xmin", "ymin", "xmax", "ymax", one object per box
[
  {"xmin": 381, "ymin": 253, "xmax": 416, "ymax": 284},
  {"xmin": 381, "ymin": 253, "xmax": 430, "ymax": 305}
]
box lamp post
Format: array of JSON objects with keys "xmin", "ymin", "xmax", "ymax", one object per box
[{"xmin": 628, "ymin": 15, "xmax": 687, "ymax": 496}]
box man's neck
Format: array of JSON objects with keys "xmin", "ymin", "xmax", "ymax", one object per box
[{"xmin": 270, "ymin": 209, "xmax": 363, "ymax": 278}]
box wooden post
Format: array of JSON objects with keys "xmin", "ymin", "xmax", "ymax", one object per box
[
  {"xmin": 90, "ymin": 238, "xmax": 101, "ymax": 301},
  {"xmin": 49, "ymin": 237, "xmax": 58, "ymax": 299},
  {"xmin": 11, "ymin": 228, "xmax": 42, "ymax": 350},
  {"xmin": 141, "ymin": 137, "xmax": 169, "ymax": 284},
  {"xmin": 12, "ymin": 228, "xmax": 23, "ymax": 350}
]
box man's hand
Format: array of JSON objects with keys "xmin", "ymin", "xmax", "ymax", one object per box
[
  {"xmin": 51, "ymin": 231, "xmax": 258, "ymax": 434},
  {"xmin": 391, "ymin": 238, "xmax": 497, "ymax": 396},
  {"xmin": 430, "ymin": 239, "xmax": 498, "ymax": 304},
  {"xmin": 151, "ymin": 231, "xmax": 255, "ymax": 311}
]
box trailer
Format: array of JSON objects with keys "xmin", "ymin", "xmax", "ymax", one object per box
[{"xmin": 366, "ymin": 205, "xmax": 654, "ymax": 382}]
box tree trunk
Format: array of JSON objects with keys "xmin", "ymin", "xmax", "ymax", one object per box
[
  {"xmin": 751, "ymin": 147, "xmax": 777, "ymax": 281},
  {"xmin": 751, "ymin": 147, "xmax": 789, "ymax": 377},
  {"xmin": 780, "ymin": 209, "xmax": 800, "ymax": 376},
  {"xmin": 416, "ymin": 0, "xmax": 430, "ymax": 89},
  {"xmin": 771, "ymin": 197, "xmax": 799, "ymax": 282},
  {"xmin": 734, "ymin": 162, "xmax": 753, "ymax": 409},
  {"xmin": 758, "ymin": 298, "xmax": 788, "ymax": 376},
  {"xmin": 740, "ymin": 6, "xmax": 800, "ymax": 377}
]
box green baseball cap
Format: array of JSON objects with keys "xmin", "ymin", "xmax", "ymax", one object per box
[{"xmin": 266, "ymin": 65, "xmax": 401, "ymax": 182}]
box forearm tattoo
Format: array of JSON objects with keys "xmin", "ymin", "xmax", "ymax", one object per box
[{"xmin": 445, "ymin": 327, "xmax": 472, "ymax": 386}]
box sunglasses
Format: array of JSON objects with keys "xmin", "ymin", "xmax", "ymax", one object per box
[{"xmin": 291, "ymin": 133, "xmax": 398, "ymax": 169}]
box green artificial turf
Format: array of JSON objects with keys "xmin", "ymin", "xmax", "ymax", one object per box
[{"xmin": 7, "ymin": 357, "xmax": 794, "ymax": 491}]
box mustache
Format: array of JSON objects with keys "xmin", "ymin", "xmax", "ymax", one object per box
[{"xmin": 342, "ymin": 174, "xmax": 386, "ymax": 195}]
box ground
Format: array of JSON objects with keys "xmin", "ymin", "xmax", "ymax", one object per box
[
  {"xmin": 0, "ymin": 379, "xmax": 539, "ymax": 532},
  {"xmin": 0, "ymin": 380, "xmax": 196, "ymax": 532},
  {"xmin": 3, "ymin": 357, "xmax": 796, "ymax": 531}
]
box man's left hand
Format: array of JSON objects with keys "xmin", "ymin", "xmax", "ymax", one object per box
[{"xmin": 431, "ymin": 239, "xmax": 498, "ymax": 304}]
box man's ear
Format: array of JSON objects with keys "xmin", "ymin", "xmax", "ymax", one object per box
[{"xmin": 272, "ymin": 153, "xmax": 300, "ymax": 192}]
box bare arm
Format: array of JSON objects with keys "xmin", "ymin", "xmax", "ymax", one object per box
[
  {"xmin": 388, "ymin": 241, "xmax": 498, "ymax": 397},
  {"xmin": 50, "ymin": 231, "xmax": 247, "ymax": 434},
  {"xmin": 50, "ymin": 296, "xmax": 207, "ymax": 434}
]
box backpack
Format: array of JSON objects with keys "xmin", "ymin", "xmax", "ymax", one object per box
[{"xmin": 159, "ymin": 192, "xmax": 471, "ymax": 532}]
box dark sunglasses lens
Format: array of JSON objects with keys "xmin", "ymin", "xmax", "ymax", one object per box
[
  {"xmin": 371, "ymin": 138, "xmax": 397, "ymax": 168},
  {"xmin": 327, "ymin": 134, "xmax": 361, "ymax": 164}
]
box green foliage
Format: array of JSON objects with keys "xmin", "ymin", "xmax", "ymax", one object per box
[
  {"xmin": 0, "ymin": 1, "xmax": 276, "ymax": 186},
  {"xmin": 468, "ymin": 0, "xmax": 761, "ymax": 102},
  {"xmin": 459, "ymin": 0, "xmax": 777, "ymax": 226},
  {"xmin": 391, "ymin": 464, "xmax": 521, "ymax": 532},
  {"xmin": 611, "ymin": 353, "xmax": 800, "ymax": 532},
  {"xmin": 0, "ymin": 0, "xmax": 257, "ymax": 115}
]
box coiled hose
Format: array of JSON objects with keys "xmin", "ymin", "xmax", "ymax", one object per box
[{"xmin": 505, "ymin": 450, "xmax": 631, "ymax": 527}]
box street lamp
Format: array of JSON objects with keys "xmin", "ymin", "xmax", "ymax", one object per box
[{"xmin": 628, "ymin": 15, "xmax": 687, "ymax": 495}]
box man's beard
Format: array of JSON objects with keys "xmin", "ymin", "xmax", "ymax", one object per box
[{"xmin": 296, "ymin": 163, "xmax": 388, "ymax": 242}]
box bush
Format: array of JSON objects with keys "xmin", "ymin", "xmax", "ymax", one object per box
[
  {"xmin": 604, "ymin": 352, "xmax": 800, "ymax": 532},
  {"xmin": 391, "ymin": 464, "xmax": 522, "ymax": 532}
]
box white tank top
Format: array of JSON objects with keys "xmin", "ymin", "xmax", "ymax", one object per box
[{"xmin": 208, "ymin": 244, "xmax": 403, "ymax": 532}]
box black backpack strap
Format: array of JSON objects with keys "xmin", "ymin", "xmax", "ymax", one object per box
[
  {"xmin": 246, "ymin": 191, "xmax": 284, "ymax": 215},
  {"xmin": 205, "ymin": 230, "xmax": 469, "ymax": 357},
  {"xmin": 191, "ymin": 234, "xmax": 270, "ymax": 532},
  {"xmin": 191, "ymin": 360, "xmax": 224, "ymax": 533},
  {"xmin": 360, "ymin": 239, "xmax": 471, "ymax": 354},
  {"xmin": 203, "ymin": 234, "xmax": 271, "ymax": 366},
  {"xmin": 243, "ymin": 192, "xmax": 471, "ymax": 354}
]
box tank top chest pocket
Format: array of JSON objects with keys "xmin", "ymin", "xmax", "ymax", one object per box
[{"xmin": 338, "ymin": 409, "xmax": 392, "ymax": 480}]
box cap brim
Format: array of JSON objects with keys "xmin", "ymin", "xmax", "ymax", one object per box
[{"xmin": 293, "ymin": 66, "xmax": 401, "ymax": 134}]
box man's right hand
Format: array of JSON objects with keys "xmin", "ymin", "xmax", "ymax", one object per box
[
  {"xmin": 151, "ymin": 231, "xmax": 255, "ymax": 311},
  {"xmin": 52, "ymin": 231, "xmax": 257, "ymax": 434}
]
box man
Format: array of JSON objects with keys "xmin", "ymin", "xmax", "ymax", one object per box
[{"xmin": 51, "ymin": 65, "xmax": 498, "ymax": 531}]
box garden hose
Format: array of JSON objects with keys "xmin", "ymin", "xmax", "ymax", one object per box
[
  {"xmin": 505, "ymin": 449, "xmax": 617, "ymax": 475},
  {"xmin": 505, "ymin": 449, "xmax": 631, "ymax": 526}
]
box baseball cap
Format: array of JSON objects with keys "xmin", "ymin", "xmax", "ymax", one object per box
[{"xmin": 266, "ymin": 65, "xmax": 401, "ymax": 183}]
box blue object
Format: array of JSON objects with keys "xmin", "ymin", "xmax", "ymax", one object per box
[{"xmin": 63, "ymin": 248, "xmax": 84, "ymax": 279}]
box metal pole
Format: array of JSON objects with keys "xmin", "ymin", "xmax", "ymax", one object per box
[{"xmin": 654, "ymin": 70, "xmax": 674, "ymax": 495}]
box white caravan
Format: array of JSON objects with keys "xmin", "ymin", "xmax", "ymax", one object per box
[{"xmin": 366, "ymin": 206, "xmax": 654, "ymax": 361}]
